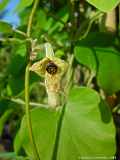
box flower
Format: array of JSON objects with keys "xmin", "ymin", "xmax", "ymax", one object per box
[{"xmin": 30, "ymin": 43, "xmax": 68, "ymax": 107}]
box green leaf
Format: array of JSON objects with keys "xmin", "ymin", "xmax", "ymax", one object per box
[
  {"xmin": 57, "ymin": 87, "xmax": 115, "ymax": 159},
  {"xmin": 75, "ymin": 46, "xmax": 120, "ymax": 94},
  {"xmin": 14, "ymin": 108, "xmax": 60, "ymax": 160},
  {"xmin": 77, "ymin": 32, "xmax": 115, "ymax": 47},
  {"xmin": 36, "ymin": 10, "xmax": 47, "ymax": 29},
  {"xmin": 8, "ymin": 76, "xmax": 24, "ymax": 96},
  {"xmin": 55, "ymin": 49, "xmax": 65, "ymax": 58},
  {"xmin": 0, "ymin": 21, "xmax": 13, "ymax": 34},
  {"xmin": 86, "ymin": 0, "xmax": 120, "ymax": 12},
  {"xmin": 0, "ymin": 0, "xmax": 9, "ymax": 11},
  {"xmin": 15, "ymin": 0, "xmax": 34, "ymax": 12},
  {"xmin": 74, "ymin": 46, "xmax": 97, "ymax": 73},
  {"xmin": 0, "ymin": 109, "xmax": 13, "ymax": 136},
  {"xmin": 8, "ymin": 44, "xmax": 26, "ymax": 76},
  {"xmin": 15, "ymin": 87, "xmax": 115, "ymax": 159},
  {"xmin": 96, "ymin": 47, "xmax": 120, "ymax": 95}
]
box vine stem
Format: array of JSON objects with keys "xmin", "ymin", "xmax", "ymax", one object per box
[
  {"xmin": 25, "ymin": 64, "xmax": 40, "ymax": 160},
  {"xmin": 2, "ymin": 97, "xmax": 48, "ymax": 108},
  {"xmin": 74, "ymin": 11, "xmax": 104, "ymax": 41},
  {"xmin": 14, "ymin": 29, "xmax": 27, "ymax": 37},
  {"xmin": 64, "ymin": 54, "xmax": 74, "ymax": 96},
  {"xmin": 86, "ymin": 71, "xmax": 95, "ymax": 87},
  {"xmin": 27, "ymin": 0, "xmax": 39, "ymax": 37},
  {"xmin": 25, "ymin": 0, "xmax": 40, "ymax": 159}
]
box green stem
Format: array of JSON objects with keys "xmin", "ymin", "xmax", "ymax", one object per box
[
  {"xmin": 2, "ymin": 97, "xmax": 48, "ymax": 108},
  {"xmin": 25, "ymin": 0, "xmax": 40, "ymax": 159},
  {"xmin": 64, "ymin": 54, "xmax": 74, "ymax": 96},
  {"xmin": 86, "ymin": 71, "xmax": 95, "ymax": 87},
  {"xmin": 27, "ymin": 0, "xmax": 39, "ymax": 37},
  {"xmin": 51, "ymin": 104, "xmax": 66, "ymax": 160},
  {"xmin": 0, "ymin": 38, "xmax": 23, "ymax": 43},
  {"xmin": 25, "ymin": 64, "xmax": 40, "ymax": 160},
  {"xmin": 79, "ymin": 12, "xmax": 104, "ymax": 41},
  {"xmin": 14, "ymin": 29, "xmax": 27, "ymax": 37},
  {"xmin": 74, "ymin": 11, "xmax": 104, "ymax": 41}
]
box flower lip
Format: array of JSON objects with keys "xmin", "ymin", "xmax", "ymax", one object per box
[{"xmin": 46, "ymin": 61, "xmax": 58, "ymax": 75}]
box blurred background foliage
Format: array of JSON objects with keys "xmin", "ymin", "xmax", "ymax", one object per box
[{"xmin": 0, "ymin": 0, "xmax": 120, "ymax": 159}]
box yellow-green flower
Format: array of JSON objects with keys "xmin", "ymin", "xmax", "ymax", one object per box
[{"xmin": 30, "ymin": 43, "xmax": 68, "ymax": 108}]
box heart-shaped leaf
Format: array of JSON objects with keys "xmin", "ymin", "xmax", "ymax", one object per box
[{"xmin": 14, "ymin": 87, "xmax": 115, "ymax": 159}]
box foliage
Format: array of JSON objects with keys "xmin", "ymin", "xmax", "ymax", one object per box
[
  {"xmin": 15, "ymin": 87, "xmax": 115, "ymax": 160},
  {"xmin": 0, "ymin": 0, "xmax": 120, "ymax": 160},
  {"xmin": 86, "ymin": 0, "xmax": 120, "ymax": 12}
]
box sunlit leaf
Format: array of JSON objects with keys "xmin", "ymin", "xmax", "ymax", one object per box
[
  {"xmin": 15, "ymin": 87, "xmax": 115, "ymax": 160},
  {"xmin": 57, "ymin": 87, "xmax": 115, "ymax": 160},
  {"xmin": 86, "ymin": 0, "xmax": 120, "ymax": 12}
]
